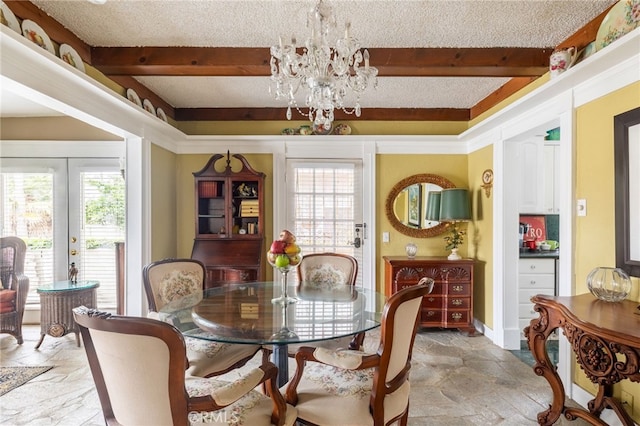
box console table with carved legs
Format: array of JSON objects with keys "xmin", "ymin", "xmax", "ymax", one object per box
[{"xmin": 525, "ymin": 294, "xmax": 640, "ymax": 426}]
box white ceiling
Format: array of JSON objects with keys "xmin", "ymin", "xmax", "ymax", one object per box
[{"xmin": 2, "ymin": 0, "xmax": 619, "ymax": 118}]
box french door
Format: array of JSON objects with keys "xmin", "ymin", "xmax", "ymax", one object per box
[
  {"xmin": 285, "ymin": 159, "xmax": 365, "ymax": 288},
  {"xmin": 0, "ymin": 158, "xmax": 124, "ymax": 311}
]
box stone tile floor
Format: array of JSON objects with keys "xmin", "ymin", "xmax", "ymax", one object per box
[{"xmin": 0, "ymin": 325, "xmax": 590, "ymax": 425}]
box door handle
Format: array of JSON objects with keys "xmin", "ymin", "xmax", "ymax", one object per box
[
  {"xmin": 349, "ymin": 227, "xmax": 362, "ymax": 248},
  {"xmin": 352, "ymin": 236, "xmax": 361, "ymax": 248}
]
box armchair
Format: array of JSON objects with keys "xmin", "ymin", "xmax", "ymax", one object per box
[
  {"xmin": 284, "ymin": 278, "xmax": 434, "ymax": 426},
  {"xmin": 143, "ymin": 258, "xmax": 261, "ymax": 377},
  {"xmin": 73, "ymin": 306, "xmax": 297, "ymax": 426},
  {"xmin": 0, "ymin": 236, "xmax": 29, "ymax": 344}
]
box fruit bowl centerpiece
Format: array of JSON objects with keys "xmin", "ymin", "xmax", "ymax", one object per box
[{"xmin": 267, "ymin": 230, "xmax": 302, "ymax": 305}]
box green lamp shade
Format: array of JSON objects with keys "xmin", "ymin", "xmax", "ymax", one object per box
[
  {"xmin": 439, "ymin": 188, "xmax": 471, "ymax": 221},
  {"xmin": 425, "ymin": 191, "xmax": 442, "ymax": 221}
]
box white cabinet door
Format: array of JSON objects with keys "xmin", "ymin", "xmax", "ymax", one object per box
[
  {"xmin": 517, "ymin": 138, "xmax": 546, "ymax": 214},
  {"xmin": 543, "ymin": 143, "xmax": 560, "ymax": 214}
]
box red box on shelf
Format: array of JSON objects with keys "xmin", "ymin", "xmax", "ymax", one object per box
[{"xmin": 199, "ymin": 181, "xmax": 218, "ymax": 198}]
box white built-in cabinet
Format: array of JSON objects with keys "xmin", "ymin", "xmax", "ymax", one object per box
[
  {"xmin": 518, "ymin": 258, "xmax": 556, "ymax": 338},
  {"xmin": 543, "ymin": 142, "xmax": 561, "ymax": 214},
  {"xmin": 516, "ymin": 138, "xmax": 560, "ymax": 214}
]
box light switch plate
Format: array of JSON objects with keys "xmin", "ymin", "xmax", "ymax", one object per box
[
  {"xmin": 382, "ymin": 232, "xmax": 390, "ymax": 243},
  {"xmin": 577, "ymin": 199, "xmax": 587, "ymax": 216}
]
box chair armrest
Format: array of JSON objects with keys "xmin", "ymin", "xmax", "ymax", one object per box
[
  {"xmin": 285, "ymin": 346, "xmax": 380, "ymax": 405},
  {"xmin": 188, "ymin": 362, "xmax": 288, "ymax": 426},
  {"xmin": 212, "ymin": 366, "xmax": 266, "ymax": 404},
  {"xmin": 311, "ymin": 347, "xmax": 377, "ymax": 370},
  {"xmin": 297, "ymin": 346, "xmax": 380, "ymax": 370},
  {"xmin": 12, "ymin": 274, "xmax": 29, "ymax": 312}
]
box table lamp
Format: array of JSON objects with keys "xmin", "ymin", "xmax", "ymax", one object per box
[
  {"xmin": 439, "ymin": 188, "xmax": 471, "ymax": 260},
  {"xmin": 425, "ymin": 191, "xmax": 442, "ymax": 225}
]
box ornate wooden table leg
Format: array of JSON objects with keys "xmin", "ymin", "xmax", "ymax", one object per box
[{"xmin": 525, "ymin": 304, "xmax": 565, "ymax": 425}]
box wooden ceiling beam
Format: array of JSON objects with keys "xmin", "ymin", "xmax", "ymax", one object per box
[{"xmin": 91, "ymin": 47, "xmax": 553, "ymax": 77}]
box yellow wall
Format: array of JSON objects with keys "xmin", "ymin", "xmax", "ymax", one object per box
[
  {"xmin": 574, "ymin": 81, "xmax": 640, "ymax": 419},
  {"xmin": 150, "ymin": 144, "xmax": 178, "ymax": 260},
  {"xmin": 177, "ymin": 120, "xmax": 468, "ymax": 136},
  {"xmin": 376, "ymin": 154, "xmax": 469, "ymax": 293},
  {"xmin": 174, "ymin": 153, "xmax": 274, "ymax": 279},
  {"xmin": 0, "ymin": 117, "xmax": 120, "ymax": 140},
  {"xmin": 467, "ymin": 145, "xmax": 494, "ymax": 328}
]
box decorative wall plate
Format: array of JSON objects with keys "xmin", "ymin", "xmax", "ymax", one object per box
[
  {"xmin": 1, "ymin": 1, "xmax": 21, "ymax": 34},
  {"xmin": 21, "ymin": 20, "xmax": 55, "ymax": 55},
  {"xmin": 595, "ymin": 0, "xmax": 640, "ymax": 51},
  {"xmin": 126, "ymin": 88, "xmax": 142, "ymax": 107},
  {"xmin": 59, "ymin": 44, "xmax": 85, "ymax": 73},
  {"xmin": 482, "ymin": 169, "xmax": 494, "ymax": 185},
  {"xmin": 156, "ymin": 107, "xmax": 168, "ymax": 122},
  {"xmin": 142, "ymin": 99, "xmax": 155, "ymax": 115}
]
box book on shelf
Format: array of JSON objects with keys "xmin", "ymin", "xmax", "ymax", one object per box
[
  {"xmin": 199, "ymin": 181, "xmax": 218, "ymax": 198},
  {"xmin": 247, "ymin": 222, "xmax": 257, "ymax": 234}
]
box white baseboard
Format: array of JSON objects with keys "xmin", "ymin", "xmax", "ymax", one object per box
[{"xmin": 571, "ymin": 384, "xmax": 625, "ymax": 426}]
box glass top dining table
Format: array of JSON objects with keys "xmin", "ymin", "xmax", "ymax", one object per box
[{"xmin": 159, "ymin": 281, "xmax": 386, "ymax": 386}]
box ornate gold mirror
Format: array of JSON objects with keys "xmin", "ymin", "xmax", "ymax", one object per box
[{"xmin": 385, "ymin": 173, "xmax": 455, "ymax": 238}]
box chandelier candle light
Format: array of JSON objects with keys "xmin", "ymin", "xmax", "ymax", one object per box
[{"xmin": 269, "ymin": 0, "xmax": 378, "ymax": 130}]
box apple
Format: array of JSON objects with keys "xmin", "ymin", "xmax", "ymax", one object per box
[
  {"xmin": 270, "ymin": 240, "xmax": 287, "ymax": 254},
  {"xmin": 279, "ymin": 230, "xmax": 296, "ymax": 244},
  {"xmin": 289, "ymin": 254, "xmax": 301, "ymax": 266},
  {"xmin": 266, "ymin": 251, "xmax": 277, "ymax": 263},
  {"xmin": 274, "ymin": 254, "xmax": 290, "ymax": 268}
]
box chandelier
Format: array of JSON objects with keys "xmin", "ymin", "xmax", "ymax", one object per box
[{"xmin": 269, "ymin": 0, "xmax": 378, "ymax": 130}]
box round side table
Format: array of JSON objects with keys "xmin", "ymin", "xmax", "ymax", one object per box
[{"xmin": 35, "ymin": 280, "xmax": 99, "ymax": 349}]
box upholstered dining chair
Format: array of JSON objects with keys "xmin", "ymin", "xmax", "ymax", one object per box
[
  {"xmin": 297, "ymin": 252, "xmax": 365, "ymax": 347},
  {"xmin": 0, "ymin": 236, "xmax": 30, "ymax": 344},
  {"xmin": 142, "ymin": 258, "xmax": 261, "ymax": 378},
  {"xmin": 72, "ymin": 306, "xmax": 297, "ymax": 426},
  {"xmin": 262, "ymin": 253, "xmax": 361, "ymax": 365},
  {"xmin": 284, "ymin": 278, "xmax": 435, "ymax": 426}
]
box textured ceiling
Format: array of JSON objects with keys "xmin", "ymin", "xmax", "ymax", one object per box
[{"xmin": 4, "ymin": 0, "xmax": 619, "ymax": 119}]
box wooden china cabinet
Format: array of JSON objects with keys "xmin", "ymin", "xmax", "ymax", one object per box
[
  {"xmin": 191, "ymin": 152, "xmax": 265, "ymax": 288},
  {"xmin": 383, "ymin": 256, "xmax": 475, "ymax": 335}
]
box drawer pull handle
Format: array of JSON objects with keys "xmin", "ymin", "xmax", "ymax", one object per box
[
  {"xmin": 427, "ymin": 311, "xmax": 435, "ymax": 317},
  {"xmin": 530, "ymin": 280, "xmax": 536, "ymax": 285},
  {"xmin": 453, "ymin": 285, "xmax": 463, "ymax": 292},
  {"xmin": 530, "ymin": 265, "xmax": 536, "ymax": 270},
  {"xmin": 451, "ymin": 313, "xmax": 462, "ymax": 321},
  {"xmin": 428, "ymin": 297, "xmax": 435, "ymax": 302},
  {"xmin": 452, "ymin": 299, "xmax": 463, "ymax": 306}
]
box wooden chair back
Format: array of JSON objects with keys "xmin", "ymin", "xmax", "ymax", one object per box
[
  {"xmin": 296, "ymin": 253, "xmax": 358, "ymax": 288},
  {"xmin": 371, "ymin": 278, "xmax": 434, "ymax": 419},
  {"xmin": 73, "ymin": 307, "xmax": 191, "ymax": 426},
  {"xmin": 0, "ymin": 236, "xmax": 29, "ymax": 344}
]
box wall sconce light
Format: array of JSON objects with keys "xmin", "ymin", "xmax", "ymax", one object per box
[{"xmin": 481, "ymin": 169, "xmax": 493, "ymax": 198}]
